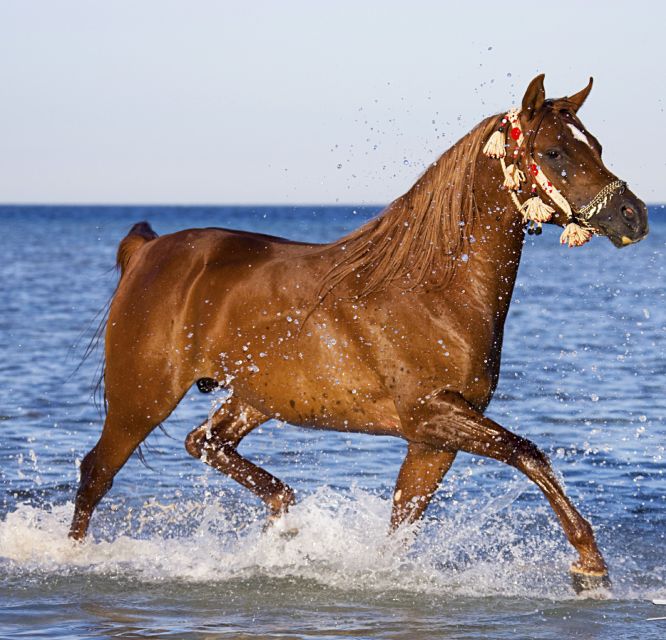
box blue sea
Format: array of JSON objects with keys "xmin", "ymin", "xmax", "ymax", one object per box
[{"xmin": 0, "ymin": 205, "xmax": 665, "ymax": 639}]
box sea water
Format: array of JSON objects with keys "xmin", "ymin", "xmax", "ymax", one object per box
[{"xmin": 0, "ymin": 205, "xmax": 664, "ymax": 639}]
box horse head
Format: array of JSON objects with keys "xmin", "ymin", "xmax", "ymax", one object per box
[{"xmin": 518, "ymin": 74, "xmax": 648, "ymax": 247}]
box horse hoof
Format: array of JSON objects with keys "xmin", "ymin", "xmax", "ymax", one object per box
[
  {"xmin": 265, "ymin": 521, "xmax": 299, "ymax": 539},
  {"xmin": 263, "ymin": 513, "xmax": 299, "ymax": 539},
  {"xmin": 277, "ymin": 527, "xmax": 299, "ymax": 540},
  {"xmin": 570, "ymin": 566, "xmax": 611, "ymax": 595}
]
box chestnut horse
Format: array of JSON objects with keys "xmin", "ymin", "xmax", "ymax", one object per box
[{"xmin": 70, "ymin": 75, "xmax": 648, "ymax": 591}]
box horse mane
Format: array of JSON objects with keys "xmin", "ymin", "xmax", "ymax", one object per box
[{"xmin": 318, "ymin": 114, "xmax": 499, "ymax": 300}]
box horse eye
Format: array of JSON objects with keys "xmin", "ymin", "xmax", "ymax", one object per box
[{"xmin": 546, "ymin": 149, "xmax": 561, "ymax": 159}]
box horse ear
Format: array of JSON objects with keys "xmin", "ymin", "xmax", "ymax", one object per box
[
  {"xmin": 522, "ymin": 74, "xmax": 546, "ymax": 121},
  {"xmin": 567, "ymin": 77, "xmax": 593, "ymax": 112}
]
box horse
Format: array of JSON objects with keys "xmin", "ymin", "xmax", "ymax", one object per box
[{"xmin": 70, "ymin": 75, "xmax": 648, "ymax": 593}]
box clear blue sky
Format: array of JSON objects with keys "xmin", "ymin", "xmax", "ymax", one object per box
[{"xmin": 0, "ymin": 0, "xmax": 663, "ymax": 204}]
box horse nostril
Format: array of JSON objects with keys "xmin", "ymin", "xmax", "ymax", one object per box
[{"xmin": 622, "ymin": 205, "xmax": 636, "ymax": 221}]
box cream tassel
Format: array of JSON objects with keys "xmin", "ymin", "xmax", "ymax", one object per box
[
  {"xmin": 483, "ymin": 130, "xmax": 506, "ymax": 159},
  {"xmin": 560, "ymin": 223, "xmax": 592, "ymax": 248},
  {"xmin": 503, "ymin": 164, "xmax": 525, "ymax": 191},
  {"xmin": 520, "ymin": 196, "xmax": 554, "ymax": 223}
]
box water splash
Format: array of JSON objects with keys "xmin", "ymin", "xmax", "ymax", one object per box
[{"xmin": 2, "ymin": 486, "xmax": 662, "ymax": 602}]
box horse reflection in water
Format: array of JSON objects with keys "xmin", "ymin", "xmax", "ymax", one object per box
[{"xmin": 69, "ymin": 75, "xmax": 648, "ymax": 592}]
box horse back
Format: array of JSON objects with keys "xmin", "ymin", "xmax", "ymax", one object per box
[{"xmin": 114, "ymin": 224, "xmax": 315, "ymax": 286}]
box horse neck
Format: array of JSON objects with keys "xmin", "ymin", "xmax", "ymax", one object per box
[{"xmin": 447, "ymin": 151, "xmax": 526, "ymax": 321}]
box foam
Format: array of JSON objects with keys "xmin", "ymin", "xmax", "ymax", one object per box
[{"xmin": 0, "ymin": 487, "xmax": 663, "ymax": 601}]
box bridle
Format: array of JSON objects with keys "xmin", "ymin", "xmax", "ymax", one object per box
[
  {"xmin": 483, "ymin": 106, "xmax": 627, "ymax": 247},
  {"xmin": 577, "ymin": 179, "xmax": 627, "ymax": 221},
  {"xmin": 526, "ymin": 105, "xmax": 628, "ymax": 223}
]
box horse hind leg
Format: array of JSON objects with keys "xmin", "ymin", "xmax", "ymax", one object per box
[
  {"xmin": 185, "ymin": 395, "xmax": 296, "ymax": 519},
  {"xmin": 69, "ymin": 400, "xmax": 178, "ymax": 541}
]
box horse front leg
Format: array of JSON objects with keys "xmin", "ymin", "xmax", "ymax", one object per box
[
  {"xmin": 407, "ymin": 390, "xmax": 608, "ymax": 592},
  {"xmin": 391, "ymin": 443, "xmax": 456, "ymax": 530}
]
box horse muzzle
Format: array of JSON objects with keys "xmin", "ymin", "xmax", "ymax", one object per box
[{"xmin": 591, "ymin": 192, "xmax": 649, "ymax": 248}]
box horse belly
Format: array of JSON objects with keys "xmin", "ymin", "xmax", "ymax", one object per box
[{"xmin": 226, "ymin": 352, "xmax": 402, "ymax": 436}]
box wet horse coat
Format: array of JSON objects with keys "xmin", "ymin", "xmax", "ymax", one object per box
[{"xmin": 70, "ymin": 75, "xmax": 648, "ymax": 590}]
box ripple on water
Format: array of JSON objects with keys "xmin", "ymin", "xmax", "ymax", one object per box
[{"xmin": 1, "ymin": 206, "xmax": 666, "ymax": 638}]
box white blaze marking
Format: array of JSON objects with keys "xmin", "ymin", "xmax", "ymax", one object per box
[{"xmin": 567, "ymin": 123, "xmax": 592, "ymax": 148}]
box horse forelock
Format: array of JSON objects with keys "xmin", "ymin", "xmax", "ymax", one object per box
[{"xmin": 317, "ymin": 115, "xmax": 500, "ymax": 300}]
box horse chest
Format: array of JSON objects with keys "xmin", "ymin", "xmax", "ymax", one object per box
[{"xmin": 386, "ymin": 310, "xmax": 505, "ymax": 411}]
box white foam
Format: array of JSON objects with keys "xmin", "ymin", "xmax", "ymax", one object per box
[{"xmin": 0, "ymin": 487, "xmax": 662, "ymax": 601}]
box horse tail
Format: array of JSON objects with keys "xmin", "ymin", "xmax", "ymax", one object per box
[
  {"xmin": 107, "ymin": 221, "xmax": 161, "ymax": 466},
  {"xmin": 116, "ymin": 221, "xmax": 158, "ymax": 277},
  {"xmin": 75, "ymin": 222, "xmax": 157, "ymax": 411}
]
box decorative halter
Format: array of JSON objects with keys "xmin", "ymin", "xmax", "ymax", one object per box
[{"xmin": 482, "ymin": 108, "xmax": 627, "ymax": 247}]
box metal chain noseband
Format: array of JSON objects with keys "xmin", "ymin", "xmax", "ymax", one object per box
[{"xmin": 576, "ymin": 179, "xmax": 627, "ymax": 221}]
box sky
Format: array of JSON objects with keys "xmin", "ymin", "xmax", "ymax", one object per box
[{"xmin": 0, "ymin": 0, "xmax": 664, "ymax": 205}]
